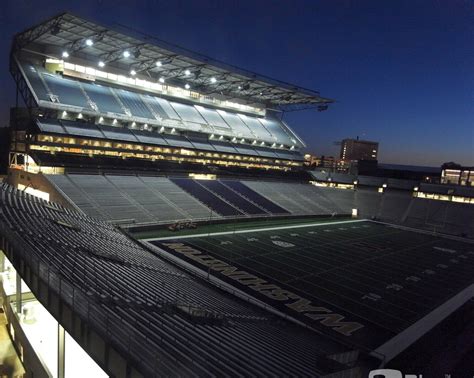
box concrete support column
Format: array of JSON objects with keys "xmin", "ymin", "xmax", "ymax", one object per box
[
  {"xmin": 15, "ymin": 272, "xmax": 22, "ymax": 315},
  {"xmin": 0, "ymin": 251, "xmax": 5, "ymax": 272},
  {"xmin": 58, "ymin": 324, "xmax": 65, "ymax": 378}
]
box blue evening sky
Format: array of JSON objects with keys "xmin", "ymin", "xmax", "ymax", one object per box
[{"xmin": 1, "ymin": 0, "xmax": 472, "ymax": 166}]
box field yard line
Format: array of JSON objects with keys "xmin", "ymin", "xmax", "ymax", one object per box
[{"xmin": 144, "ymin": 218, "xmax": 366, "ymax": 241}]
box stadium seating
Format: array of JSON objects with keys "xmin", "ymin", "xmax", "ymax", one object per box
[
  {"xmin": 0, "ymin": 184, "xmax": 348, "ymax": 377},
  {"xmin": 47, "ymin": 174, "xmax": 214, "ymax": 223},
  {"xmin": 170, "ymin": 178, "xmax": 243, "ymax": 217},
  {"xmin": 48, "ymin": 174, "xmax": 353, "ymax": 224},
  {"xmin": 404, "ymin": 198, "xmax": 474, "ymax": 237},
  {"xmin": 22, "ymin": 62, "xmax": 300, "ymax": 148},
  {"xmin": 221, "ymin": 180, "xmax": 289, "ymax": 214},
  {"xmin": 354, "ymin": 188, "xmax": 382, "ymax": 218},
  {"xmin": 243, "ymin": 181, "xmax": 345, "ymax": 215},
  {"xmin": 198, "ymin": 180, "xmax": 267, "ymax": 215},
  {"xmin": 42, "ymin": 72, "xmax": 92, "ymax": 109}
]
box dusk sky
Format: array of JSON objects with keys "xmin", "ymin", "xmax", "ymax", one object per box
[{"xmin": 1, "ymin": 0, "xmax": 472, "ymax": 166}]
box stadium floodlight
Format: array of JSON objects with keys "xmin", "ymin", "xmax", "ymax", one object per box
[
  {"xmin": 131, "ymin": 122, "xmax": 136, "ymax": 127},
  {"xmin": 185, "ymin": 83, "xmax": 191, "ymax": 89},
  {"xmin": 159, "ymin": 126, "xmax": 165, "ymax": 133},
  {"xmin": 85, "ymin": 39, "xmax": 94, "ymax": 46},
  {"xmin": 62, "ymin": 51, "xmax": 69, "ymax": 58},
  {"xmin": 99, "ymin": 116, "xmax": 104, "ymax": 123},
  {"xmin": 144, "ymin": 124, "xmax": 148, "ymax": 129},
  {"xmin": 241, "ymin": 138, "xmax": 245, "ymax": 143},
  {"xmin": 113, "ymin": 119, "xmax": 117, "ymax": 125},
  {"xmin": 252, "ymin": 140, "xmax": 257, "ymax": 144},
  {"xmin": 130, "ymin": 69, "xmax": 137, "ymax": 76},
  {"xmin": 184, "ymin": 69, "xmax": 191, "ymax": 76},
  {"xmin": 98, "ymin": 61, "xmax": 105, "ymax": 67},
  {"xmin": 159, "ymin": 77, "xmax": 165, "ymax": 83},
  {"xmin": 280, "ymin": 144, "xmax": 284, "ymax": 148},
  {"xmin": 219, "ymin": 135, "xmax": 224, "ymax": 140},
  {"xmin": 62, "ymin": 110, "xmax": 67, "ymax": 116},
  {"xmin": 271, "ymin": 143, "xmax": 276, "ymax": 147},
  {"xmin": 156, "ymin": 61, "xmax": 162, "ymax": 67},
  {"xmin": 123, "ymin": 50, "xmax": 130, "ymax": 58},
  {"xmin": 260, "ymin": 141, "xmax": 265, "ymax": 146},
  {"xmin": 210, "ymin": 77, "xmax": 217, "ymax": 84},
  {"xmin": 232, "ymin": 137, "xmax": 237, "ymax": 142},
  {"xmin": 78, "ymin": 113, "xmax": 83, "ymax": 119}
]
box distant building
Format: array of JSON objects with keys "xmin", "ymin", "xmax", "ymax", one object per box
[
  {"xmin": 304, "ymin": 154, "xmax": 349, "ymax": 172},
  {"xmin": 441, "ymin": 162, "xmax": 473, "ymax": 186},
  {"xmin": 340, "ymin": 138, "xmax": 378, "ymax": 161}
]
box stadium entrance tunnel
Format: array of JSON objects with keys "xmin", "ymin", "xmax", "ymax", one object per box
[{"xmin": 0, "ymin": 250, "xmax": 107, "ymax": 378}]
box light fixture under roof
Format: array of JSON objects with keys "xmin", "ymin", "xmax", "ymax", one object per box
[
  {"xmin": 85, "ymin": 39, "xmax": 93, "ymax": 46},
  {"xmin": 159, "ymin": 77, "xmax": 165, "ymax": 83},
  {"xmin": 98, "ymin": 61, "xmax": 105, "ymax": 67},
  {"xmin": 210, "ymin": 77, "xmax": 217, "ymax": 84},
  {"xmin": 184, "ymin": 69, "xmax": 191, "ymax": 76},
  {"xmin": 238, "ymin": 85, "xmax": 242, "ymax": 90},
  {"xmin": 62, "ymin": 51, "xmax": 69, "ymax": 58},
  {"xmin": 123, "ymin": 50, "xmax": 130, "ymax": 58},
  {"xmin": 130, "ymin": 69, "xmax": 137, "ymax": 76},
  {"xmin": 156, "ymin": 61, "xmax": 162, "ymax": 67},
  {"xmin": 185, "ymin": 83, "xmax": 190, "ymax": 90}
]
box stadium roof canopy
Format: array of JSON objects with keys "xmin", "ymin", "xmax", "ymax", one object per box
[{"xmin": 12, "ymin": 12, "xmax": 334, "ymax": 111}]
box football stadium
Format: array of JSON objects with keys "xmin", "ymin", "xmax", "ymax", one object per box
[{"xmin": 0, "ymin": 11, "xmax": 472, "ymax": 378}]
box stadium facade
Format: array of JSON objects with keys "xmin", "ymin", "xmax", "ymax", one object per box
[{"xmin": 0, "ymin": 11, "xmax": 473, "ymax": 378}]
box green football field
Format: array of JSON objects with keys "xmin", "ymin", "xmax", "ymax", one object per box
[{"xmin": 149, "ymin": 219, "xmax": 474, "ymax": 349}]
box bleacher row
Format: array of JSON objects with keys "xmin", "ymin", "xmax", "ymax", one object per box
[
  {"xmin": 47, "ymin": 174, "xmax": 349, "ymax": 224},
  {"xmin": 23, "ymin": 63, "xmax": 299, "ymax": 148},
  {"xmin": 0, "ymin": 184, "xmax": 348, "ymax": 376}
]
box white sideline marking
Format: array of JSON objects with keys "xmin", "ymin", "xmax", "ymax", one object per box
[{"xmin": 143, "ymin": 219, "xmax": 366, "ymax": 241}]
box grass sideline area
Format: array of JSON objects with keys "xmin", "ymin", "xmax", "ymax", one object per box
[{"xmin": 131, "ymin": 216, "xmax": 353, "ymax": 240}]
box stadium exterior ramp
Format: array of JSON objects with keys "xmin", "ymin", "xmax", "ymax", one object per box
[{"xmin": 0, "ymin": 184, "xmax": 370, "ymax": 377}]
